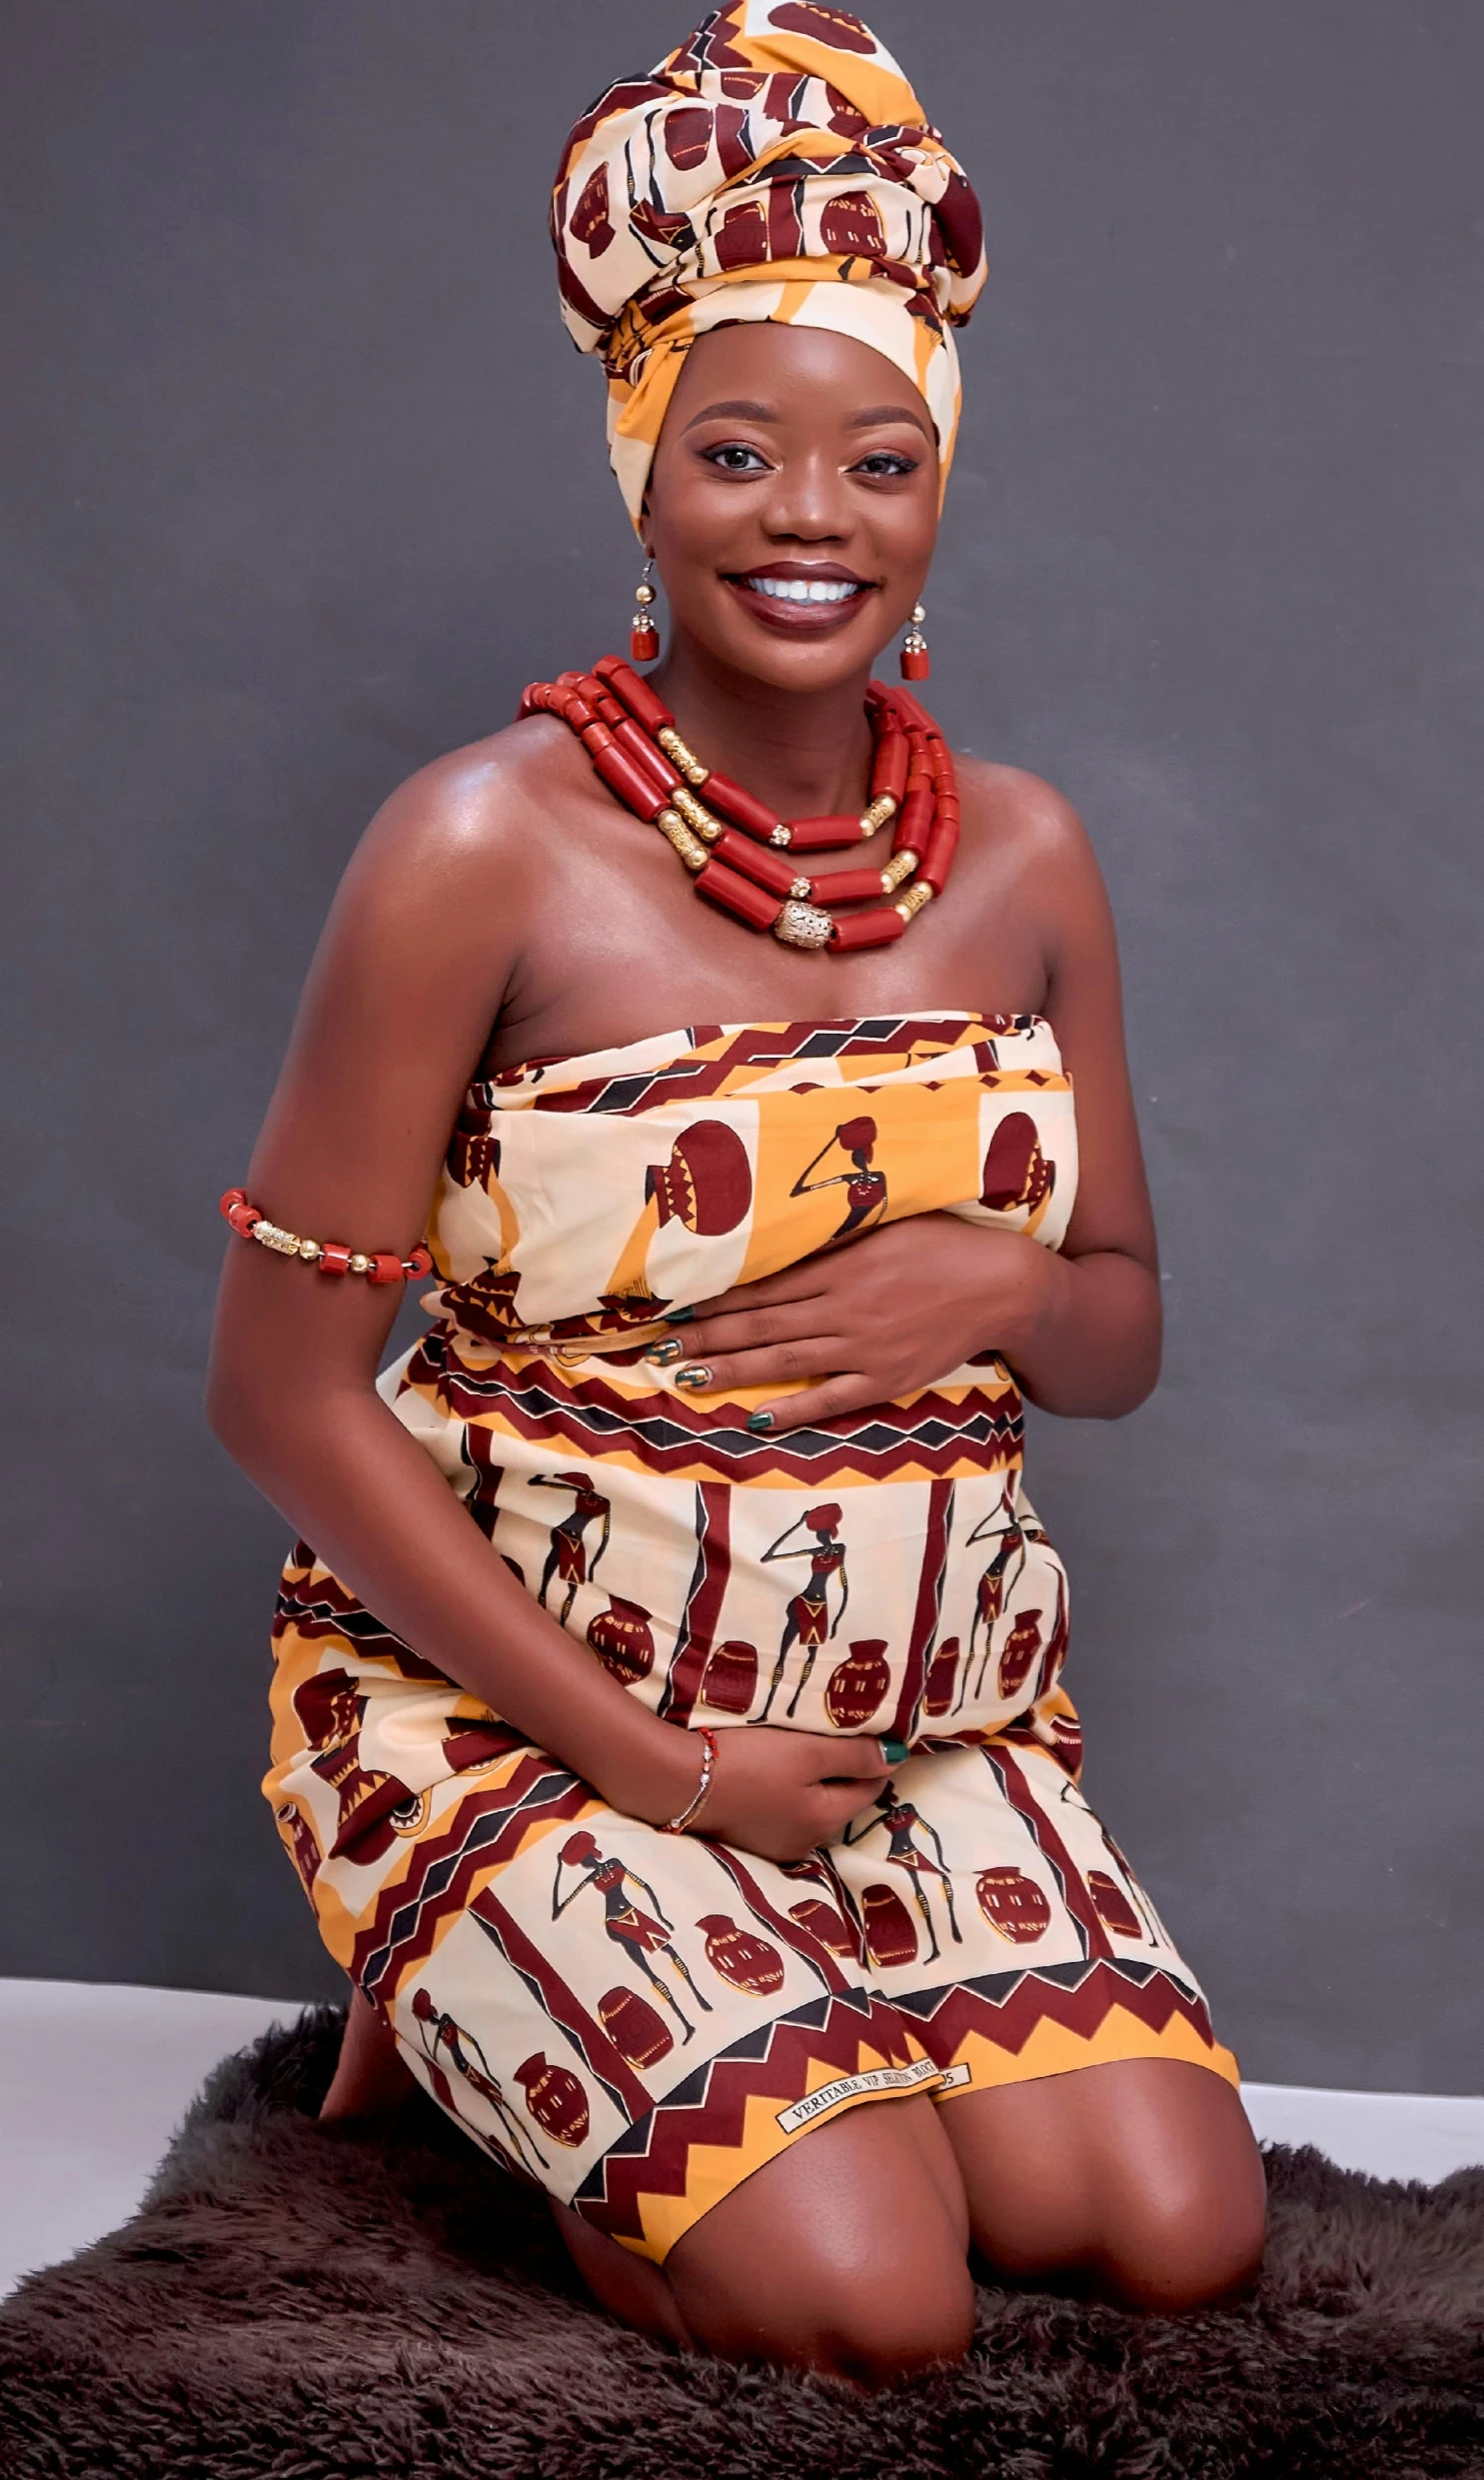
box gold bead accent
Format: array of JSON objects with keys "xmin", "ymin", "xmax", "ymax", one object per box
[
  {"xmin": 635, "ymin": 582, "xmax": 656, "ymax": 607},
  {"xmin": 774, "ymin": 899, "xmax": 834, "ymax": 950},
  {"xmin": 348, "ymin": 1251, "xmax": 372, "ymax": 1275},
  {"xmin": 893, "ymin": 883, "xmax": 935, "ymax": 924},
  {"xmin": 672, "ymin": 785, "xmax": 724, "ymax": 843},
  {"xmin": 298, "ymin": 1237, "xmax": 322, "ymax": 1261},
  {"xmin": 768, "ymin": 823, "xmax": 792, "ymax": 848},
  {"xmin": 257, "ymin": 1221, "xmax": 300, "ymax": 1256},
  {"xmin": 656, "ymin": 808, "xmax": 709, "ymax": 873},
  {"xmin": 880, "ymin": 849, "xmax": 918, "ymax": 893},
  {"xmin": 860, "ymin": 793, "xmax": 897, "ymax": 834},
  {"xmin": 788, "ymin": 875, "xmax": 812, "ymax": 901},
  {"xmin": 657, "ymin": 726, "xmax": 709, "ymax": 787}
]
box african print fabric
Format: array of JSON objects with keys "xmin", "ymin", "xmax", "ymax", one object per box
[
  {"xmin": 551, "ymin": 5, "xmax": 987, "ymax": 521},
  {"xmin": 265, "ymin": 1016, "xmax": 1238, "ymax": 2263}
]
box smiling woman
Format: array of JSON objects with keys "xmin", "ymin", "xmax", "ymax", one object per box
[{"xmin": 208, "ymin": 2, "xmax": 1266, "ymax": 2387}]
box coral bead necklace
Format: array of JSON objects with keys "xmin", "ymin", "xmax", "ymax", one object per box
[{"xmin": 519, "ymin": 656, "xmax": 959, "ymax": 952}]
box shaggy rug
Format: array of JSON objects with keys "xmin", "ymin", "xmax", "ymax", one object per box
[{"xmin": 2, "ymin": 2009, "xmax": 1481, "ymax": 2480}]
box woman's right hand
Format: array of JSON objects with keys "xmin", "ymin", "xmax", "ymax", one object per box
[{"xmin": 681, "ymin": 1726, "xmax": 891, "ymax": 1863}]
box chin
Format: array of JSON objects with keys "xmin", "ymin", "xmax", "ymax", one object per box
[{"xmin": 704, "ymin": 608, "xmax": 892, "ymax": 692}]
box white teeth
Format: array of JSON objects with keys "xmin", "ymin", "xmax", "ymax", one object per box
[{"xmin": 746, "ymin": 575, "xmax": 861, "ymax": 604}]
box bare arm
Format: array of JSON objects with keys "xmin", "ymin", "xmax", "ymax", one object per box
[
  {"xmin": 208, "ymin": 739, "xmax": 701, "ymax": 1828},
  {"xmin": 987, "ymin": 776, "xmax": 1161, "ymax": 1417},
  {"xmin": 208, "ymin": 735, "xmax": 890, "ymax": 1859}
]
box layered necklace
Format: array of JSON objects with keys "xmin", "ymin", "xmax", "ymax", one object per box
[{"xmin": 520, "ymin": 657, "xmax": 959, "ymax": 952}]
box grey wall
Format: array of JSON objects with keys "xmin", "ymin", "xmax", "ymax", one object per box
[{"xmin": 3, "ymin": 1, "xmax": 1480, "ymax": 2091}]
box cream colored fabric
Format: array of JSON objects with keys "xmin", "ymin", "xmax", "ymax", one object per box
[{"xmin": 551, "ymin": 4, "xmax": 987, "ymax": 521}]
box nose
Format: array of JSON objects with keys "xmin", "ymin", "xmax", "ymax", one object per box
[{"xmin": 759, "ymin": 447, "xmax": 853, "ymax": 545}]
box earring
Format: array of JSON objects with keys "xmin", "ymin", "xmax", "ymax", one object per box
[
  {"xmin": 899, "ymin": 603, "xmax": 929, "ymax": 682},
  {"xmin": 630, "ymin": 558, "xmax": 660, "ymax": 664}
]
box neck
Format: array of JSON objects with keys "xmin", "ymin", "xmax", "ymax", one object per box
[{"xmin": 648, "ymin": 629, "xmax": 876, "ymax": 819}]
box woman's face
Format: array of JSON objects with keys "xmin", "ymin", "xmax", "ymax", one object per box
[{"xmin": 644, "ymin": 322, "xmax": 939, "ymax": 695}]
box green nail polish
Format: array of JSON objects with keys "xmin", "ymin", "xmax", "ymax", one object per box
[
  {"xmin": 879, "ymin": 1738, "xmax": 911, "ymax": 1766},
  {"xmin": 650, "ymin": 1337, "xmax": 685, "ymax": 1364},
  {"xmin": 675, "ymin": 1363, "xmax": 712, "ymax": 1390},
  {"xmin": 745, "ymin": 1409, "xmax": 773, "ymax": 1432},
  {"xmin": 664, "ymin": 1304, "xmax": 697, "ymax": 1325}
]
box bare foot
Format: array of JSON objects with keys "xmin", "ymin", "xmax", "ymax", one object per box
[{"xmin": 320, "ymin": 1987, "xmax": 417, "ymax": 2120}]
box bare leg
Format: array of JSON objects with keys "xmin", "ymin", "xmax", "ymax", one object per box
[
  {"xmin": 320, "ymin": 1986, "xmax": 417, "ymax": 2120},
  {"xmin": 553, "ymin": 2093, "xmax": 974, "ymax": 2385},
  {"xmin": 938, "ymin": 2057, "xmax": 1267, "ymax": 2312}
]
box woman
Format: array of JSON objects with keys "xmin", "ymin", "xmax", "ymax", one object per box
[{"xmin": 210, "ymin": 5, "xmax": 1266, "ymax": 2385}]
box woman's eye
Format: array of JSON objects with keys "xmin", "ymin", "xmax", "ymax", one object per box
[
  {"xmin": 703, "ymin": 442, "xmax": 771, "ymax": 474},
  {"xmin": 851, "ymin": 451, "xmax": 919, "ymax": 480}
]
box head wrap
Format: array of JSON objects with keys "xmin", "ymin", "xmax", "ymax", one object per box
[{"xmin": 551, "ymin": 3, "xmax": 986, "ymax": 527}]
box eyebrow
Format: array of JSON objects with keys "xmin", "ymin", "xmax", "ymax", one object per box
[
  {"xmin": 847, "ymin": 403, "xmax": 934, "ymax": 442},
  {"xmin": 683, "ymin": 396, "xmax": 933, "ymax": 442}
]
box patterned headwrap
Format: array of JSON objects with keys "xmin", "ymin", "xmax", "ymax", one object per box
[{"xmin": 552, "ymin": 2, "xmax": 987, "ymax": 527}]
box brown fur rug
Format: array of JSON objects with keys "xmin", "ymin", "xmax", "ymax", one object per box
[{"xmin": 1, "ymin": 2007, "xmax": 1481, "ymax": 2479}]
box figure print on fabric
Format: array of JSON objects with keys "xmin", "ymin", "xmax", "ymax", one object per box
[
  {"xmin": 843, "ymin": 1784, "xmax": 963, "ymax": 1964},
  {"xmin": 534, "ymin": 1471, "xmax": 612, "ymax": 1626},
  {"xmin": 295, "ymin": 1667, "xmax": 429, "ymax": 1859},
  {"xmin": 553, "ymin": 1829, "xmax": 714, "ymax": 2042},
  {"xmin": 961, "ymin": 1484, "xmax": 1051, "ymax": 1708},
  {"xmin": 789, "ymin": 1115, "xmax": 887, "ymax": 1242},
  {"xmin": 266, "ymin": 1019, "xmax": 1239, "ymax": 2266},
  {"xmin": 759, "ymin": 1502, "xmax": 849, "ymax": 1719},
  {"xmin": 604, "ymin": 1117, "xmax": 753, "ymax": 1314},
  {"xmin": 410, "ymin": 1986, "xmax": 550, "ymax": 2172}
]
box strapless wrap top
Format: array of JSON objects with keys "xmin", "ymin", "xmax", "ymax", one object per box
[{"xmin": 362, "ymin": 1013, "xmax": 1081, "ymax": 1756}]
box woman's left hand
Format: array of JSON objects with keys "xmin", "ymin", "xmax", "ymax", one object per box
[{"xmin": 660, "ymin": 1215, "xmax": 1060, "ymax": 1433}]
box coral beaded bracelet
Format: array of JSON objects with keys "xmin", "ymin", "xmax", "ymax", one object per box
[{"xmin": 220, "ymin": 1189, "xmax": 432, "ymax": 1284}]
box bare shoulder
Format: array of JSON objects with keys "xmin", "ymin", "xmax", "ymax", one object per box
[
  {"xmin": 350, "ymin": 713, "xmax": 590, "ymax": 889},
  {"xmin": 951, "ymin": 755, "xmax": 1116, "ymax": 994},
  {"xmin": 954, "ymin": 755, "xmax": 1097, "ymax": 880}
]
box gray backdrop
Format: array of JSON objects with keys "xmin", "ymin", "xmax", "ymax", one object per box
[{"xmin": 2, "ymin": 0, "xmax": 1479, "ymax": 2093}]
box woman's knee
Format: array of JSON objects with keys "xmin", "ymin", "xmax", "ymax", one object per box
[
  {"xmin": 1097, "ymin": 2151, "xmax": 1268, "ymax": 2312},
  {"xmin": 677, "ymin": 2242, "xmax": 975, "ymax": 2383},
  {"xmin": 666, "ymin": 2104, "xmax": 976, "ymax": 2381}
]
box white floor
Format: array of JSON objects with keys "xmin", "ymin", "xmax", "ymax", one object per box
[{"xmin": 2, "ymin": 1978, "xmax": 1482, "ymax": 2301}]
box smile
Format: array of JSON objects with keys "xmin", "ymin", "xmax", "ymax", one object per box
[
  {"xmin": 723, "ymin": 564, "xmax": 876, "ymax": 634},
  {"xmin": 743, "ymin": 575, "xmax": 864, "ymax": 604}
]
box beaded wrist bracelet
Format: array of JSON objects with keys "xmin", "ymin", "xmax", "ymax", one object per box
[
  {"xmin": 220, "ymin": 1189, "xmax": 433, "ymax": 1285},
  {"xmin": 661, "ymin": 1725, "xmax": 719, "ymax": 1835}
]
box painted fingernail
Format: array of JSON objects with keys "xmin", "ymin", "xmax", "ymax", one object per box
[
  {"xmin": 649, "ymin": 1337, "xmax": 686, "ymax": 1364},
  {"xmin": 674, "ymin": 1363, "xmax": 713, "ymax": 1390},
  {"xmin": 745, "ymin": 1409, "xmax": 773, "ymax": 1433},
  {"xmin": 879, "ymin": 1738, "xmax": 911, "ymax": 1766},
  {"xmin": 664, "ymin": 1305, "xmax": 697, "ymax": 1325}
]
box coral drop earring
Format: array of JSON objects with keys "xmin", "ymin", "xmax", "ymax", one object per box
[
  {"xmin": 899, "ymin": 603, "xmax": 929, "ymax": 682},
  {"xmin": 630, "ymin": 558, "xmax": 660, "ymax": 664}
]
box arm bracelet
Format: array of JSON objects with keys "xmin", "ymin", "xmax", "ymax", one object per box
[
  {"xmin": 661, "ymin": 1725, "xmax": 719, "ymax": 1835},
  {"xmin": 220, "ymin": 1189, "xmax": 432, "ymax": 1285}
]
